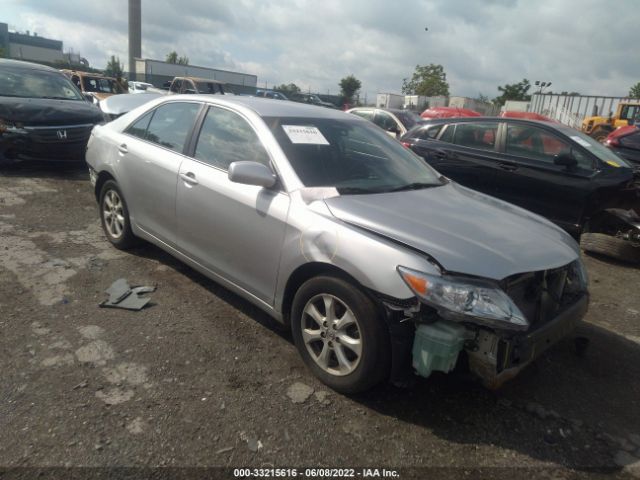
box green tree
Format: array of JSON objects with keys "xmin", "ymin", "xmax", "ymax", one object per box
[
  {"xmin": 493, "ymin": 78, "xmax": 531, "ymax": 106},
  {"xmin": 166, "ymin": 51, "xmax": 189, "ymax": 65},
  {"xmin": 166, "ymin": 51, "xmax": 178, "ymax": 63},
  {"xmin": 629, "ymin": 82, "xmax": 640, "ymax": 99},
  {"xmin": 476, "ymin": 93, "xmax": 490, "ymax": 103},
  {"xmin": 104, "ymin": 55, "xmax": 124, "ymax": 78},
  {"xmin": 274, "ymin": 83, "xmax": 301, "ymax": 97},
  {"xmin": 339, "ymin": 75, "xmax": 362, "ymax": 104},
  {"xmin": 401, "ymin": 64, "xmax": 449, "ymax": 97}
]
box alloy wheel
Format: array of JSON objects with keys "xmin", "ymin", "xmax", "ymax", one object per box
[{"xmin": 301, "ymin": 294, "xmax": 362, "ymax": 376}]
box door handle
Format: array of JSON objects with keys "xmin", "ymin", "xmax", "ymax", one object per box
[
  {"xmin": 118, "ymin": 144, "xmax": 128, "ymax": 155},
  {"xmin": 498, "ymin": 162, "xmax": 518, "ymax": 171},
  {"xmin": 179, "ymin": 172, "xmax": 199, "ymax": 185},
  {"xmin": 433, "ymin": 149, "xmax": 448, "ymax": 159}
]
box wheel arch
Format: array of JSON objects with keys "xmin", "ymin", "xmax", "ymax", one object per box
[
  {"xmin": 280, "ymin": 262, "xmax": 382, "ymax": 327},
  {"xmin": 94, "ymin": 170, "xmax": 116, "ymax": 201}
]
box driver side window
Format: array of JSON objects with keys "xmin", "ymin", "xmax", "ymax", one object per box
[
  {"xmin": 194, "ymin": 107, "xmax": 271, "ymax": 171},
  {"xmin": 506, "ymin": 124, "xmax": 593, "ymax": 170}
]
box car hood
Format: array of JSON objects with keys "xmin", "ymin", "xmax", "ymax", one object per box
[
  {"xmin": 324, "ymin": 182, "xmax": 579, "ymax": 280},
  {"xmin": 99, "ymin": 92, "xmax": 162, "ymax": 117},
  {"xmin": 0, "ymin": 97, "xmax": 103, "ymax": 126}
]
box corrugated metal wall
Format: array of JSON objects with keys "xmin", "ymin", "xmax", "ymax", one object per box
[{"xmin": 530, "ymin": 93, "xmax": 635, "ymax": 128}]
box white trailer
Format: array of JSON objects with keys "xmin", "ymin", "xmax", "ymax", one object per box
[{"xmin": 376, "ymin": 93, "xmax": 404, "ymax": 109}]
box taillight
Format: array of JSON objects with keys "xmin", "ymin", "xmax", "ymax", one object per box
[
  {"xmin": 606, "ymin": 138, "xmax": 620, "ymax": 147},
  {"xmin": 401, "ymin": 142, "xmax": 411, "ymax": 148}
]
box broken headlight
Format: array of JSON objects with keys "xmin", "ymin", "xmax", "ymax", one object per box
[
  {"xmin": 397, "ymin": 266, "xmax": 528, "ymax": 331},
  {"xmin": 0, "ymin": 119, "xmax": 26, "ymax": 134}
]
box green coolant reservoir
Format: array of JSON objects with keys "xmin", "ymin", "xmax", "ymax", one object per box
[{"xmin": 412, "ymin": 321, "xmax": 467, "ymax": 378}]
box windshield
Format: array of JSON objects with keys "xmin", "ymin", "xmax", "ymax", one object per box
[
  {"xmin": 82, "ymin": 76, "xmax": 124, "ymax": 94},
  {"xmin": 265, "ymin": 116, "xmax": 444, "ymax": 194},
  {"xmin": 565, "ymin": 129, "xmax": 632, "ymax": 168},
  {"xmin": 0, "ymin": 68, "xmax": 83, "ymax": 100}
]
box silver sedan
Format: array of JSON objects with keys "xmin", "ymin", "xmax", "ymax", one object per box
[{"xmin": 86, "ymin": 95, "xmax": 589, "ymax": 393}]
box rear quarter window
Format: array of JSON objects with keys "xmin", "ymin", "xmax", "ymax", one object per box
[{"xmin": 417, "ymin": 125, "xmax": 444, "ymax": 140}]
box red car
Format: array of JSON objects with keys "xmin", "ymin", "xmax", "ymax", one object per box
[
  {"xmin": 420, "ymin": 106, "xmax": 481, "ymax": 119},
  {"xmin": 604, "ymin": 125, "xmax": 640, "ymax": 166}
]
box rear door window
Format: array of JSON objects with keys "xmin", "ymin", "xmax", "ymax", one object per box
[
  {"xmin": 438, "ymin": 124, "xmax": 454, "ymax": 143},
  {"xmin": 417, "ymin": 125, "xmax": 444, "ymax": 140},
  {"xmin": 144, "ymin": 102, "xmax": 201, "ymax": 153},
  {"xmin": 453, "ymin": 122, "xmax": 498, "ymax": 151}
]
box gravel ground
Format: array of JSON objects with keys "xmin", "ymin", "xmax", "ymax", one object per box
[{"xmin": 1, "ymin": 163, "xmax": 639, "ymax": 479}]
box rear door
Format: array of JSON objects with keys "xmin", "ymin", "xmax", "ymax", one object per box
[
  {"xmin": 175, "ymin": 105, "xmax": 290, "ymax": 304},
  {"xmin": 120, "ymin": 101, "xmax": 202, "ymax": 245},
  {"xmin": 418, "ymin": 121, "xmax": 502, "ymax": 195},
  {"xmin": 495, "ymin": 122, "xmax": 598, "ymax": 234}
]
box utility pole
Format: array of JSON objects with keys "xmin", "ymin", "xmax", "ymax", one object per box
[{"xmin": 128, "ymin": 0, "xmax": 141, "ymax": 80}]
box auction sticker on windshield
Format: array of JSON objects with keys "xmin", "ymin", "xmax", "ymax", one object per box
[{"xmin": 282, "ymin": 125, "xmax": 330, "ymax": 145}]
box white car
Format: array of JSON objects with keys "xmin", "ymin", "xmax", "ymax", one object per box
[{"xmin": 128, "ymin": 81, "xmax": 154, "ymax": 94}]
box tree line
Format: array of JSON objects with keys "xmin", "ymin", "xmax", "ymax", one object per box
[{"xmin": 101, "ymin": 53, "xmax": 640, "ymax": 104}]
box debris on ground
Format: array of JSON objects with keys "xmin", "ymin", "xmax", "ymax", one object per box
[
  {"xmin": 99, "ymin": 278, "xmax": 156, "ymax": 311},
  {"xmin": 286, "ymin": 382, "xmax": 314, "ymax": 404},
  {"xmin": 239, "ymin": 431, "xmax": 263, "ymax": 452}
]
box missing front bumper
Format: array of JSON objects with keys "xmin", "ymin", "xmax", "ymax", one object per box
[{"xmin": 466, "ymin": 294, "xmax": 589, "ymax": 389}]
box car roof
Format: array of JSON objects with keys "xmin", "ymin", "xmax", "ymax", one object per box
[
  {"xmin": 0, "ymin": 58, "xmax": 58, "ymax": 72},
  {"xmin": 417, "ymin": 116, "xmax": 566, "ymax": 128},
  {"xmin": 179, "ymin": 77, "xmax": 224, "ymax": 84},
  {"xmin": 61, "ymin": 69, "xmax": 116, "ymax": 79},
  {"xmin": 164, "ymin": 94, "xmax": 349, "ymax": 119}
]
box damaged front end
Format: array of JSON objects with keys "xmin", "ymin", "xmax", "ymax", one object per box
[{"xmin": 390, "ymin": 259, "xmax": 589, "ymax": 388}]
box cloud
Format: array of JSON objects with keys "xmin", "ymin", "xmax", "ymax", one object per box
[{"xmin": 3, "ymin": 0, "xmax": 640, "ymax": 99}]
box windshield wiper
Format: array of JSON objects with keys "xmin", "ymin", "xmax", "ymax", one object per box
[
  {"xmin": 337, "ymin": 187, "xmax": 383, "ymax": 195},
  {"xmin": 387, "ymin": 182, "xmax": 441, "ymax": 192}
]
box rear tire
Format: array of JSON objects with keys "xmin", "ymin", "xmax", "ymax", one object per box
[
  {"xmin": 581, "ymin": 232, "xmax": 640, "ymax": 263},
  {"xmin": 291, "ymin": 275, "xmax": 391, "ymax": 394},
  {"xmin": 98, "ymin": 180, "xmax": 139, "ymax": 250}
]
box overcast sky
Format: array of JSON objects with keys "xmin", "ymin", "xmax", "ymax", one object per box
[{"xmin": 3, "ymin": 0, "xmax": 639, "ymax": 101}]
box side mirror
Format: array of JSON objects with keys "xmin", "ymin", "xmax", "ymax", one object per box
[
  {"xmin": 83, "ymin": 93, "xmax": 94, "ymax": 103},
  {"xmin": 228, "ymin": 161, "xmax": 277, "ymax": 188},
  {"xmin": 554, "ymin": 152, "xmax": 578, "ymax": 168},
  {"xmin": 386, "ymin": 125, "xmax": 400, "ymax": 134}
]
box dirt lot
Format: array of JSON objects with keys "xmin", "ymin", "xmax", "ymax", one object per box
[{"xmin": 1, "ymin": 163, "xmax": 640, "ymax": 479}]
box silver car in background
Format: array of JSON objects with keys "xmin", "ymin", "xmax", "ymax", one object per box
[{"xmin": 86, "ymin": 96, "xmax": 589, "ymax": 393}]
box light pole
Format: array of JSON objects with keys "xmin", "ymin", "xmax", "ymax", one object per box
[{"xmin": 534, "ymin": 80, "xmax": 552, "ymax": 94}]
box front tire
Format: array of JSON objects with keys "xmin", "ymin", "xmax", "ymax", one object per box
[
  {"xmin": 581, "ymin": 232, "xmax": 640, "ymax": 263},
  {"xmin": 291, "ymin": 275, "xmax": 391, "ymax": 394},
  {"xmin": 99, "ymin": 180, "xmax": 139, "ymax": 249}
]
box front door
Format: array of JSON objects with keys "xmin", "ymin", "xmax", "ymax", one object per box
[
  {"xmin": 495, "ymin": 122, "xmax": 597, "ymax": 234},
  {"xmin": 176, "ymin": 105, "xmax": 290, "ymax": 304}
]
